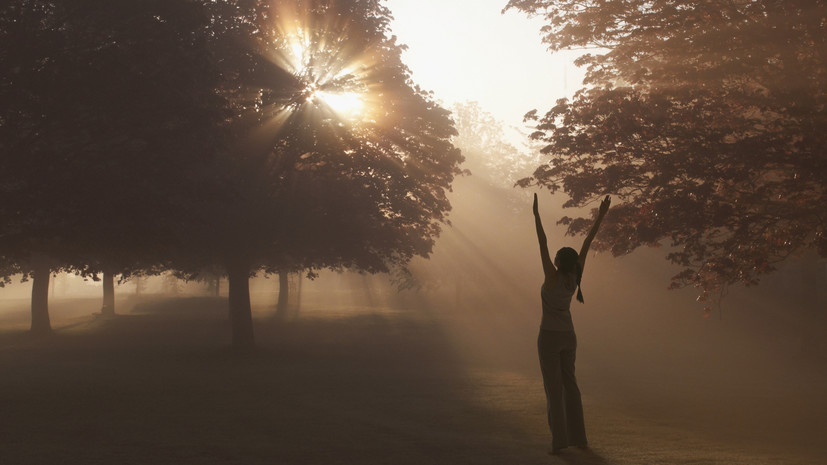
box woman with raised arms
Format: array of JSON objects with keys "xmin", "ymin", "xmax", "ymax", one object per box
[{"xmin": 532, "ymin": 192, "xmax": 610, "ymax": 454}]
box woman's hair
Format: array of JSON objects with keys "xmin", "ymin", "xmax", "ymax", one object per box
[{"xmin": 555, "ymin": 247, "xmax": 584, "ymax": 303}]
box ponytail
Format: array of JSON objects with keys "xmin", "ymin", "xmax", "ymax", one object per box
[{"xmin": 575, "ymin": 262, "xmax": 584, "ymax": 303}]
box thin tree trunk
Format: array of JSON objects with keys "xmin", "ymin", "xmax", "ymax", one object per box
[
  {"xmin": 227, "ymin": 264, "xmax": 255, "ymax": 349},
  {"xmin": 295, "ymin": 272, "xmax": 302, "ymax": 313},
  {"xmin": 30, "ymin": 260, "xmax": 52, "ymax": 336},
  {"xmin": 215, "ymin": 277, "xmax": 220, "ymax": 297},
  {"xmin": 277, "ymin": 271, "xmax": 289, "ymax": 315},
  {"xmin": 101, "ymin": 271, "xmax": 115, "ymax": 316}
]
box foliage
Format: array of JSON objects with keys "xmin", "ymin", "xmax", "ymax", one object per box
[
  {"xmin": 505, "ymin": 0, "xmax": 827, "ymax": 309},
  {"xmin": 402, "ymin": 102, "xmax": 538, "ymax": 297},
  {"xmin": 179, "ymin": 0, "xmax": 464, "ymax": 276},
  {"xmin": 451, "ymin": 101, "xmax": 541, "ymax": 189},
  {"xmin": 0, "ymin": 0, "xmax": 224, "ymax": 281},
  {"xmin": 0, "ymin": 0, "xmax": 462, "ymax": 343}
]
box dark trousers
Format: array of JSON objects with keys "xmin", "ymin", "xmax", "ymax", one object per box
[{"xmin": 537, "ymin": 329, "xmax": 587, "ymax": 449}]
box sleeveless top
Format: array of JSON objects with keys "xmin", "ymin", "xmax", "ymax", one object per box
[{"xmin": 540, "ymin": 273, "xmax": 577, "ymax": 331}]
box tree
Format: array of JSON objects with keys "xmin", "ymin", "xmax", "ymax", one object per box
[
  {"xmin": 0, "ymin": 0, "xmax": 75, "ymax": 335},
  {"xmin": 402, "ymin": 103, "xmax": 540, "ymax": 308},
  {"xmin": 64, "ymin": 0, "xmax": 224, "ymax": 316},
  {"xmin": 451, "ymin": 101, "xmax": 542, "ymax": 189},
  {"xmin": 506, "ymin": 0, "xmax": 827, "ymax": 310},
  {"xmin": 0, "ymin": 0, "xmax": 225, "ymax": 330},
  {"xmin": 174, "ymin": 0, "xmax": 463, "ymax": 348},
  {"xmin": 1, "ymin": 0, "xmax": 462, "ymax": 345}
]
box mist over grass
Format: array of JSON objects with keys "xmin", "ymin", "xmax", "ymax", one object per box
[
  {"xmin": 1, "ymin": 155, "xmax": 824, "ymax": 464},
  {"xmin": 1, "ymin": 287, "xmax": 824, "ymax": 464}
]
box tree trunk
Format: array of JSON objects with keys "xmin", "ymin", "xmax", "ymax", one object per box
[
  {"xmin": 101, "ymin": 271, "xmax": 115, "ymax": 316},
  {"xmin": 295, "ymin": 272, "xmax": 302, "ymax": 313},
  {"xmin": 227, "ymin": 264, "xmax": 255, "ymax": 350},
  {"xmin": 30, "ymin": 260, "xmax": 52, "ymax": 336},
  {"xmin": 215, "ymin": 276, "xmax": 220, "ymax": 297},
  {"xmin": 277, "ymin": 271, "xmax": 289, "ymax": 315}
]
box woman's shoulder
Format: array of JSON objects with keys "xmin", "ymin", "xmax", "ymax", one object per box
[
  {"xmin": 543, "ymin": 270, "xmax": 559, "ymax": 289},
  {"xmin": 545, "ymin": 271, "xmax": 576, "ymax": 292}
]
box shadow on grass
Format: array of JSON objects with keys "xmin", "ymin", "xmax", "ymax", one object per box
[{"xmin": 0, "ymin": 296, "xmax": 558, "ymax": 465}]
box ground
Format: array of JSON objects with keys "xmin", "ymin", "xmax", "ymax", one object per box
[{"xmin": 0, "ymin": 295, "xmax": 824, "ymax": 465}]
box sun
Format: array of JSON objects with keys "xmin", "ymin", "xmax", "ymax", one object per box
[
  {"xmin": 278, "ymin": 41, "xmax": 370, "ymax": 121},
  {"xmin": 267, "ymin": 11, "xmax": 378, "ymax": 125},
  {"xmin": 311, "ymin": 89, "xmax": 365, "ymax": 117}
]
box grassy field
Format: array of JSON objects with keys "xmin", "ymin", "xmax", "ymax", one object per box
[{"xmin": 0, "ymin": 295, "xmax": 824, "ymax": 465}]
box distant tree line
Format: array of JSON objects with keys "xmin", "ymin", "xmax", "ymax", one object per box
[{"xmin": 0, "ymin": 0, "xmax": 463, "ymax": 347}]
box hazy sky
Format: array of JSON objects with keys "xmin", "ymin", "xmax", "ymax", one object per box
[{"xmin": 384, "ymin": 0, "xmax": 584, "ymax": 135}]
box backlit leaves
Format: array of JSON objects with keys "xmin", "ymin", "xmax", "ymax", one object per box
[{"xmin": 509, "ymin": 0, "xmax": 827, "ymax": 311}]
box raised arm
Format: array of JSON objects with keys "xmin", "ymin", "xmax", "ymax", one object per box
[
  {"xmin": 578, "ymin": 195, "xmax": 611, "ymax": 272},
  {"xmin": 533, "ymin": 193, "xmax": 556, "ymax": 282}
]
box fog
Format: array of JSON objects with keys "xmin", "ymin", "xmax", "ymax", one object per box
[
  {"xmin": 2, "ymin": 155, "xmax": 824, "ymax": 464},
  {"xmin": 2, "ymin": 1, "xmax": 825, "ymax": 463}
]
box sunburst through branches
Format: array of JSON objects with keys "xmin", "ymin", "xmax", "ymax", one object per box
[{"xmin": 266, "ymin": 5, "xmax": 381, "ymax": 126}]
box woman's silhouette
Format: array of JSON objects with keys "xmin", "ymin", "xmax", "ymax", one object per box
[{"xmin": 533, "ymin": 192, "xmax": 610, "ymax": 454}]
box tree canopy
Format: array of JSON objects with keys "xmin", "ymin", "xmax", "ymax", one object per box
[
  {"xmin": 153, "ymin": 0, "xmax": 464, "ymax": 346},
  {"xmin": 1, "ymin": 0, "xmax": 462, "ymax": 342},
  {"xmin": 506, "ymin": 0, "xmax": 827, "ymax": 309},
  {"xmin": 188, "ymin": 0, "xmax": 462, "ymax": 275},
  {"xmin": 451, "ymin": 101, "xmax": 541, "ymax": 189}
]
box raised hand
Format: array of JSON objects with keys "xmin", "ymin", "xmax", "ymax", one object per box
[
  {"xmin": 598, "ymin": 195, "xmax": 611, "ymax": 216},
  {"xmin": 533, "ymin": 192, "xmax": 554, "ymax": 278},
  {"xmin": 579, "ymin": 195, "xmax": 611, "ymax": 272}
]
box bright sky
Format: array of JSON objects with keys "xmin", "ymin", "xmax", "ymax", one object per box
[{"xmin": 384, "ymin": 0, "xmax": 585, "ymax": 140}]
